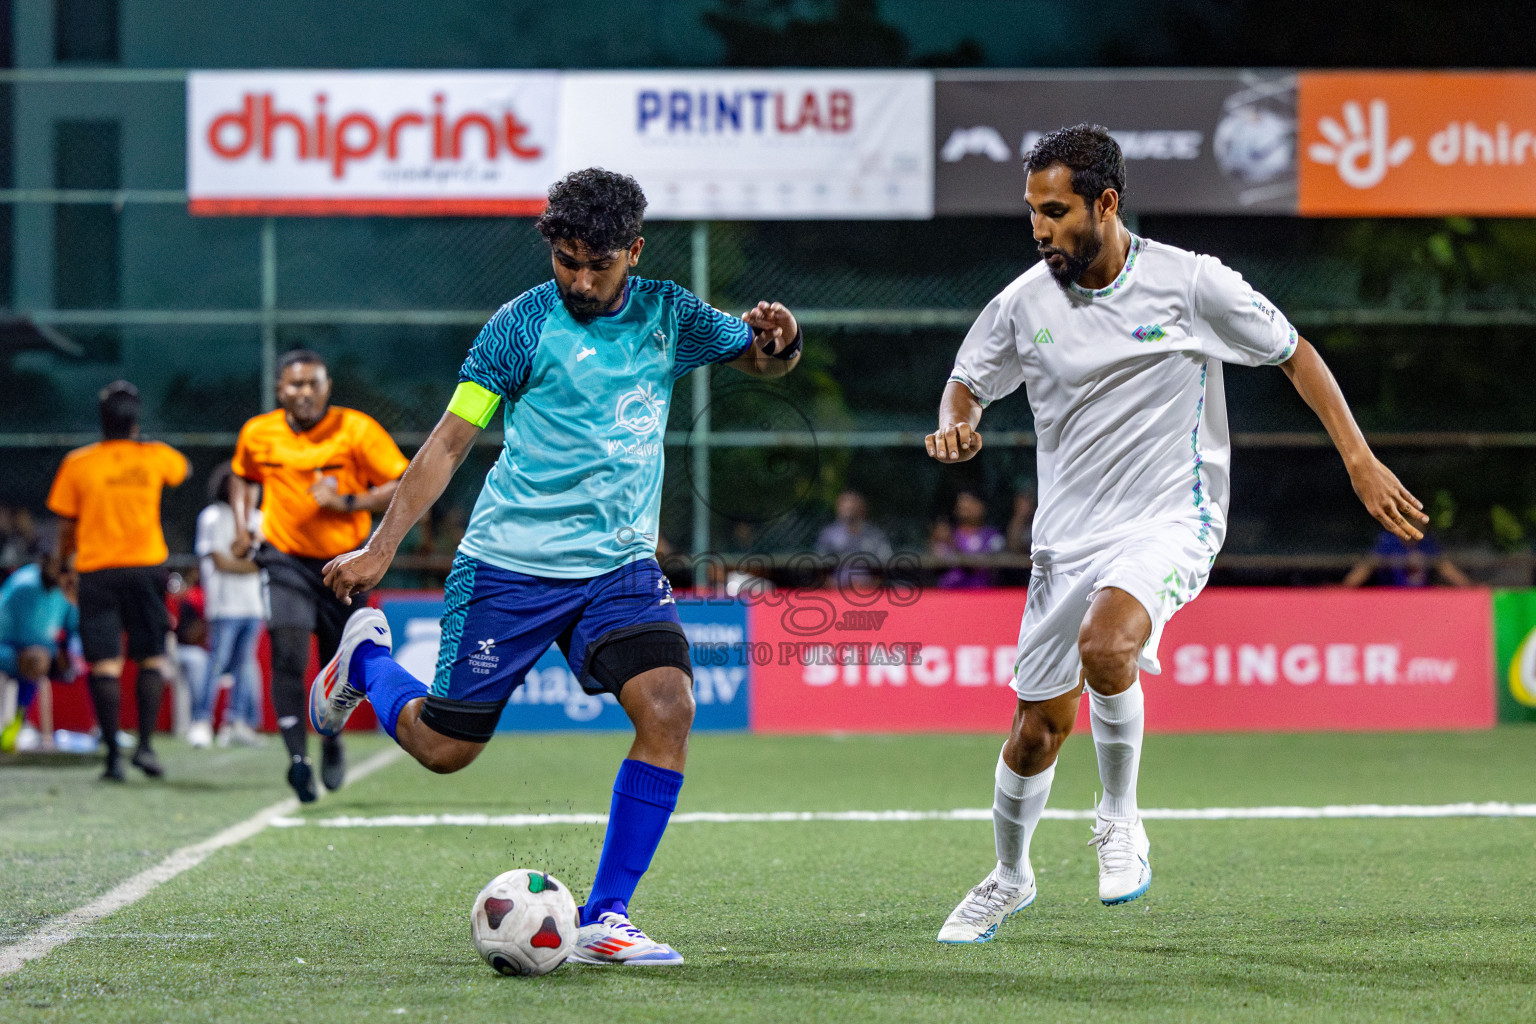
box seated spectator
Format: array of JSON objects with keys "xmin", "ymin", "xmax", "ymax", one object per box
[
  {"xmin": 938, "ymin": 491, "xmax": 1005, "ymax": 589},
  {"xmin": 1005, "ymin": 488, "xmax": 1036, "ymax": 556},
  {"xmin": 167, "ymin": 569, "xmax": 210, "ymax": 741},
  {"xmin": 816, "ymin": 490, "xmax": 893, "ymax": 588},
  {"xmin": 1, "ymin": 506, "xmax": 48, "ymax": 572},
  {"xmin": 1342, "ymin": 530, "xmax": 1471, "ymax": 588},
  {"xmin": 1, "ymin": 555, "xmax": 78, "ymax": 752},
  {"xmin": 1001, "ymin": 486, "xmax": 1037, "ymax": 586}
]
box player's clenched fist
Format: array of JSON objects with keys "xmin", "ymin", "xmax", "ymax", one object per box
[
  {"xmin": 322, "ymin": 547, "xmax": 392, "ymax": 605},
  {"xmin": 926, "ymin": 422, "xmax": 983, "ymax": 462},
  {"xmin": 741, "ymin": 300, "xmax": 798, "ymax": 355}
]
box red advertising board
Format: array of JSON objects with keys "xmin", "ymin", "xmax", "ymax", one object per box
[
  {"xmin": 749, "ymin": 589, "xmax": 1026, "ymax": 733},
  {"xmin": 1153, "ymin": 588, "xmax": 1493, "ymax": 732},
  {"xmin": 749, "ymin": 588, "xmax": 1494, "ymax": 734}
]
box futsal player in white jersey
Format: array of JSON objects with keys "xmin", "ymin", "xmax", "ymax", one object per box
[{"xmin": 928, "ymin": 124, "xmax": 1428, "ymax": 943}]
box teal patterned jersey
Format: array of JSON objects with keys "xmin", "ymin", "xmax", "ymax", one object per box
[{"xmin": 455, "ymin": 277, "xmax": 752, "ymax": 578}]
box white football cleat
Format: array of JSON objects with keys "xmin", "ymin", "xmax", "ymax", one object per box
[
  {"xmin": 1090, "ymin": 814, "xmax": 1151, "ymax": 905},
  {"xmin": 937, "ymin": 868, "xmax": 1035, "ymax": 944},
  {"xmin": 567, "ymin": 910, "xmax": 683, "ymax": 966},
  {"xmin": 186, "ymin": 720, "xmax": 213, "ymax": 749},
  {"xmin": 309, "ymin": 608, "xmax": 391, "ymax": 737}
]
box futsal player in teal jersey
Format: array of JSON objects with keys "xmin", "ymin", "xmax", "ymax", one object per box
[
  {"xmin": 1, "ymin": 556, "xmax": 78, "ymax": 752},
  {"xmin": 309, "ymin": 168, "xmax": 801, "ymax": 966}
]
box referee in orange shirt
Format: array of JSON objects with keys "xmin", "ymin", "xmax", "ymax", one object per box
[
  {"xmin": 47, "ymin": 381, "xmax": 188, "ymax": 781},
  {"xmin": 230, "ymin": 350, "xmax": 407, "ymax": 801}
]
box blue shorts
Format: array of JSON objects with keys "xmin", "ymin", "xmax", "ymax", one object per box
[{"xmin": 422, "ymin": 554, "xmax": 688, "ymax": 741}]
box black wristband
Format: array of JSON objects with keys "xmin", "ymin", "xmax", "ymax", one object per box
[
  {"xmin": 343, "ymin": 493, "xmax": 357, "ymax": 512},
  {"xmin": 770, "ymin": 326, "xmax": 803, "ymax": 361}
]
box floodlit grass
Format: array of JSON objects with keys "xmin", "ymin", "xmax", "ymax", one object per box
[{"xmin": 3, "ymin": 728, "xmax": 1535, "ymax": 1022}]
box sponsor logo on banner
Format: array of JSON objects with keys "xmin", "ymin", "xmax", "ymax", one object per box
[
  {"xmin": 749, "ymin": 589, "xmax": 1023, "ymax": 734},
  {"xmin": 558, "ymin": 71, "xmax": 933, "ymax": 219},
  {"xmin": 934, "ymin": 73, "xmax": 1297, "ymax": 215},
  {"xmin": 1152, "ymin": 588, "xmax": 1492, "ymax": 732},
  {"xmin": 749, "ymin": 587, "xmax": 1492, "ymax": 734},
  {"xmin": 1298, "ymin": 72, "xmax": 1536, "ymax": 215},
  {"xmin": 376, "ymin": 594, "xmax": 748, "ymax": 732},
  {"xmin": 187, "ymin": 71, "xmax": 560, "ymax": 216},
  {"xmin": 1491, "ymin": 590, "xmax": 1536, "ymax": 724}
]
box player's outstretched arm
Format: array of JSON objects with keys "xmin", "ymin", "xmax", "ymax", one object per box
[
  {"xmin": 926, "ymin": 379, "xmax": 985, "ymax": 463},
  {"xmin": 1280, "ymin": 337, "xmax": 1429, "ymax": 542},
  {"xmin": 729, "ymin": 301, "xmax": 801, "ymax": 378},
  {"xmin": 321, "ymin": 410, "xmax": 482, "ymax": 604}
]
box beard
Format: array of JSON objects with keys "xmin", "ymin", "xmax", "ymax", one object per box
[
  {"xmin": 557, "ymin": 269, "xmax": 628, "ymax": 323},
  {"xmin": 1039, "ymin": 223, "xmax": 1103, "ymax": 289}
]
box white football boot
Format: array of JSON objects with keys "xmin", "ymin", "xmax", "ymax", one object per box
[
  {"xmin": 937, "ymin": 868, "xmax": 1036, "ymax": 944},
  {"xmin": 1090, "ymin": 814, "xmax": 1151, "ymax": 905},
  {"xmin": 186, "ymin": 720, "xmax": 213, "ymax": 749},
  {"xmin": 568, "ymin": 909, "xmax": 683, "ymax": 966},
  {"xmin": 309, "ymin": 608, "xmax": 391, "ymax": 737}
]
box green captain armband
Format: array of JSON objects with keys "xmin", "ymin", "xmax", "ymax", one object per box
[{"xmin": 447, "ymin": 380, "xmax": 501, "ymax": 428}]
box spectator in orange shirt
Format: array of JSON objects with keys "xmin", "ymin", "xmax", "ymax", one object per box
[
  {"xmin": 46, "ymin": 381, "xmax": 188, "ymax": 781},
  {"xmin": 229, "ymin": 349, "xmax": 407, "ymax": 801}
]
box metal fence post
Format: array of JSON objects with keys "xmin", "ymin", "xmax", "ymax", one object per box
[
  {"xmin": 260, "ymin": 217, "xmax": 277, "ymax": 411},
  {"xmin": 691, "ymin": 220, "xmax": 711, "ymax": 588}
]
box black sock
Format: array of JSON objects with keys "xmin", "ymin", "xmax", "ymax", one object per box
[
  {"xmin": 269, "ymin": 626, "xmax": 311, "ymax": 761},
  {"xmin": 135, "ymin": 667, "xmax": 165, "ymax": 752},
  {"xmin": 88, "ymin": 674, "xmax": 121, "ymax": 758}
]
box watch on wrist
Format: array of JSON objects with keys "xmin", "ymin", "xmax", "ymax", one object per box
[{"xmin": 344, "ymin": 493, "xmax": 357, "ymax": 512}]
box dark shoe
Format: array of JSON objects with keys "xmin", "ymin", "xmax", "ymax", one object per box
[
  {"xmin": 130, "ymin": 748, "xmax": 164, "ymax": 778},
  {"xmin": 320, "ymin": 737, "xmax": 346, "ymax": 792},
  {"xmin": 101, "ymin": 755, "xmax": 126, "ymax": 782},
  {"xmin": 287, "ymin": 755, "xmax": 318, "ymax": 803}
]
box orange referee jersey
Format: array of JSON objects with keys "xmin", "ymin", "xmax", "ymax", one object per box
[
  {"xmin": 232, "ymin": 406, "xmax": 408, "ymax": 561},
  {"xmin": 46, "ymin": 440, "xmax": 189, "ymax": 573}
]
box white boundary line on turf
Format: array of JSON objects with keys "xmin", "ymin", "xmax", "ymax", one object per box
[
  {"xmin": 267, "ymin": 801, "xmax": 1536, "ymax": 829},
  {"xmin": 0, "ymin": 747, "xmax": 403, "ymax": 978}
]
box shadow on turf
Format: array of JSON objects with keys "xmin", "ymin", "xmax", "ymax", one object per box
[{"xmin": 0, "ymin": 752, "xmax": 99, "ymax": 767}]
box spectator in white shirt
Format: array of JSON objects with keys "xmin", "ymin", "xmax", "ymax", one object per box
[{"xmin": 188, "ymin": 463, "xmax": 267, "ymax": 748}]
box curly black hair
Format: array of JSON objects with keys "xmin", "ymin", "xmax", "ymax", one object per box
[
  {"xmin": 536, "ymin": 168, "xmax": 648, "ymax": 254},
  {"xmin": 1025, "ymin": 124, "xmax": 1126, "ymax": 214}
]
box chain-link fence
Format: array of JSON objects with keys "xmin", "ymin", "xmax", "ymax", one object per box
[{"xmin": 5, "ymin": 71, "xmax": 1536, "ymax": 585}]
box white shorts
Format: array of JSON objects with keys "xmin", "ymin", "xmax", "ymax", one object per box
[{"xmin": 1011, "ymin": 523, "xmax": 1216, "ymax": 702}]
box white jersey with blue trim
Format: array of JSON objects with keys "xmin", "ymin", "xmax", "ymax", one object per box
[
  {"xmin": 456, "ymin": 276, "xmax": 752, "ymax": 579},
  {"xmin": 949, "ymin": 235, "xmax": 1297, "ymax": 568}
]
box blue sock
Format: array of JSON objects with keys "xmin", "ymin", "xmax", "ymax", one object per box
[
  {"xmin": 349, "ymin": 641, "xmax": 427, "ymax": 741},
  {"xmin": 581, "ymin": 759, "xmax": 684, "ymax": 926},
  {"xmin": 16, "ymin": 680, "xmax": 37, "ymax": 711}
]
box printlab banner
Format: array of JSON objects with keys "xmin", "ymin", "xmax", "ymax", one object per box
[
  {"xmin": 748, "ymin": 588, "xmax": 1494, "ymax": 734},
  {"xmin": 187, "ymin": 71, "xmax": 561, "ymax": 215},
  {"xmin": 558, "ymin": 71, "xmax": 933, "ymax": 219},
  {"xmin": 934, "ymin": 72, "xmax": 1298, "ymax": 215},
  {"xmin": 376, "ymin": 594, "xmax": 749, "ymax": 732},
  {"xmin": 1297, "ymin": 72, "xmax": 1536, "ymax": 216}
]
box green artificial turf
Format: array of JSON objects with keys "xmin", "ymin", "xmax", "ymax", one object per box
[{"xmin": 3, "ymin": 729, "xmax": 1535, "ymax": 1022}]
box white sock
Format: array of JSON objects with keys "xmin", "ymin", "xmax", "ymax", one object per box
[
  {"xmin": 993, "ymin": 753, "xmax": 1054, "ymax": 888},
  {"xmin": 1089, "ymin": 681, "xmax": 1145, "ymax": 820}
]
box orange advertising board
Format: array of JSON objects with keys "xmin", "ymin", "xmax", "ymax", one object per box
[{"xmin": 1299, "ymin": 72, "xmax": 1536, "ymax": 216}]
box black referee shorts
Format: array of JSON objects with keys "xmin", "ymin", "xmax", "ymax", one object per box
[
  {"xmin": 78, "ymin": 566, "xmax": 170, "ymax": 663},
  {"xmin": 255, "ymin": 546, "xmax": 371, "ymax": 665}
]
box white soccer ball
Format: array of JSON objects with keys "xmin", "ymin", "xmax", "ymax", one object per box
[{"xmin": 470, "ymin": 869, "xmax": 579, "ymax": 977}]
